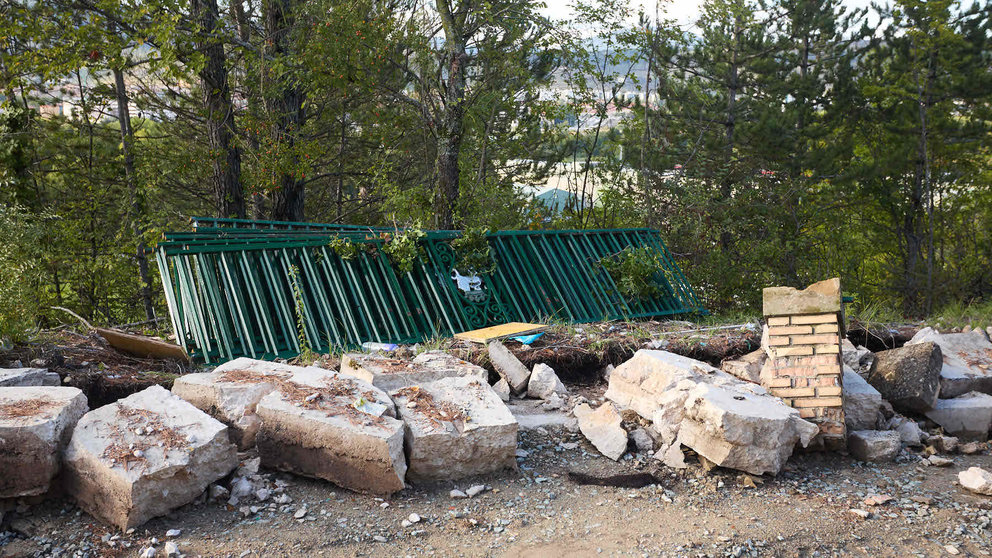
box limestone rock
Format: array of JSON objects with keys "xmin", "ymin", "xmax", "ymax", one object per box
[
  {"xmin": 255, "ymin": 368, "xmax": 406, "ymax": 495},
  {"xmin": 848, "ymin": 430, "xmax": 901, "ymax": 462},
  {"xmin": 527, "ymin": 363, "xmax": 567, "ymax": 399},
  {"xmin": 629, "ymin": 427, "xmax": 656, "ymax": 453},
  {"xmin": 487, "ymin": 341, "xmax": 530, "ymax": 394},
  {"xmin": 390, "ymin": 376, "xmax": 518, "ymax": 481},
  {"xmin": 172, "ymin": 358, "xmax": 327, "ymax": 449},
  {"xmin": 959, "ymin": 467, "xmax": 992, "ymax": 496},
  {"xmin": 925, "ymin": 392, "xmax": 992, "ymax": 441},
  {"xmin": 867, "ymin": 342, "xmax": 942, "ymax": 413},
  {"xmin": 929, "ymin": 435, "xmax": 959, "ymax": 454},
  {"xmin": 720, "ymin": 350, "xmax": 765, "ymax": 384},
  {"xmin": 0, "ymin": 387, "xmax": 88, "ymax": 498},
  {"xmin": 574, "ymin": 402, "xmax": 627, "ymax": 461},
  {"xmin": 843, "ymin": 366, "xmax": 883, "ymax": 431},
  {"xmin": 492, "ymin": 379, "xmax": 510, "ymax": 402},
  {"xmin": 0, "ymin": 367, "xmax": 60, "ymax": 387},
  {"xmin": 606, "ymin": 350, "xmax": 817, "ymax": 475},
  {"xmin": 341, "ymin": 352, "xmax": 486, "ymax": 392},
  {"xmin": 64, "ymin": 385, "xmax": 237, "ymax": 530},
  {"xmin": 907, "ymin": 328, "xmax": 992, "ymax": 398}
]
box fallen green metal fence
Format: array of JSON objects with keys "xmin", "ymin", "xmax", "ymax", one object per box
[{"xmin": 156, "ymin": 220, "xmax": 704, "ymax": 363}]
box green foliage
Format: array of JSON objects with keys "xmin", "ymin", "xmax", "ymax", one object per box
[
  {"xmin": 0, "ymin": 205, "xmax": 43, "ymax": 341},
  {"xmin": 599, "ymin": 246, "xmax": 665, "ymax": 300},
  {"xmin": 287, "ymin": 264, "xmax": 317, "ymax": 363},
  {"xmin": 328, "ymin": 236, "xmax": 360, "ymax": 260},
  {"xmin": 449, "ymin": 228, "xmax": 495, "ymax": 274},
  {"xmin": 381, "ymin": 227, "xmax": 426, "ymax": 274}
]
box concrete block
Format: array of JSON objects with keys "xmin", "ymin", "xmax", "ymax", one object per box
[
  {"xmin": 848, "ymin": 430, "xmax": 901, "ymax": 462},
  {"xmin": 925, "ymin": 392, "xmax": 992, "ymax": 441},
  {"xmin": 0, "ymin": 367, "xmax": 60, "ymax": 387},
  {"xmin": 0, "ymin": 387, "xmax": 88, "ymax": 498},
  {"xmin": 391, "ymin": 376, "xmax": 517, "ymax": 481}
]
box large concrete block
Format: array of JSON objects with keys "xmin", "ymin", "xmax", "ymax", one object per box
[
  {"xmin": 606, "ymin": 350, "xmax": 817, "ymax": 476},
  {"xmin": 172, "ymin": 358, "xmax": 317, "ymax": 449},
  {"xmin": 925, "ymin": 392, "xmax": 992, "ymax": 441},
  {"xmin": 341, "ymin": 352, "xmax": 486, "ymax": 391},
  {"xmin": 0, "ymin": 387, "xmax": 88, "ymax": 498},
  {"xmin": 843, "ymin": 366, "xmax": 883, "ymax": 431},
  {"xmin": 256, "ymin": 368, "xmax": 406, "ymax": 495},
  {"xmin": 848, "ymin": 430, "xmax": 901, "ymax": 462},
  {"xmin": 677, "ymin": 381, "xmax": 819, "ymax": 476},
  {"xmin": 390, "ymin": 376, "xmax": 518, "ymax": 482},
  {"xmin": 64, "ymin": 385, "xmax": 237, "ymax": 530},
  {"xmin": 762, "ymin": 278, "xmax": 842, "ymax": 317},
  {"xmin": 867, "ymin": 342, "xmax": 943, "ymax": 413},
  {"xmin": 907, "ymin": 327, "xmax": 992, "ymax": 398},
  {"xmin": 0, "ymin": 367, "xmax": 60, "ymax": 387}
]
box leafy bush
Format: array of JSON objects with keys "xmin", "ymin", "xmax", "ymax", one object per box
[
  {"xmin": 599, "ymin": 246, "xmax": 665, "ymax": 300},
  {"xmin": 381, "ymin": 227, "xmax": 426, "ymax": 274},
  {"xmin": 0, "ymin": 205, "xmax": 43, "ymax": 342},
  {"xmin": 450, "ymin": 227, "xmax": 495, "ymax": 274}
]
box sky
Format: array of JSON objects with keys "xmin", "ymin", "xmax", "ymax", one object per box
[{"xmin": 541, "ymin": 0, "xmax": 877, "ymax": 28}]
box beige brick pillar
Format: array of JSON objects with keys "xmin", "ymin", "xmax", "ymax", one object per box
[{"xmin": 761, "ymin": 278, "xmax": 845, "ymax": 449}]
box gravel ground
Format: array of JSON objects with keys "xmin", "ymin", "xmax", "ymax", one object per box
[{"xmin": 3, "ymin": 415, "xmax": 991, "ymax": 558}]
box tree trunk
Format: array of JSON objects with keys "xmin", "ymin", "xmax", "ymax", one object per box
[
  {"xmin": 112, "ymin": 65, "xmax": 155, "ymax": 321},
  {"xmin": 266, "ymin": 0, "xmax": 306, "ymax": 222},
  {"xmin": 434, "ymin": 0, "xmax": 467, "ymax": 230},
  {"xmin": 192, "ymin": 0, "xmax": 245, "ymax": 219}
]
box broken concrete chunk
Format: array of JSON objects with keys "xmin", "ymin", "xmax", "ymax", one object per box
[
  {"xmin": 390, "ymin": 376, "xmax": 518, "ymax": 482},
  {"xmin": 720, "ymin": 349, "xmax": 765, "ymax": 384},
  {"xmin": 929, "ymin": 435, "xmax": 959, "ymax": 454},
  {"xmin": 606, "ymin": 350, "xmax": 816, "ymax": 475},
  {"xmin": 64, "ymin": 385, "xmax": 237, "ymax": 530},
  {"xmin": 527, "ymin": 363, "xmax": 567, "ymax": 399},
  {"xmin": 843, "ymin": 366, "xmax": 883, "ymax": 431},
  {"xmin": 255, "ymin": 368, "xmax": 406, "ymax": 495},
  {"xmin": 887, "ymin": 416, "xmax": 924, "ymax": 446},
  {"xmin": 959, "ymin": 467, "xmax": 992, "ymax": 496},
  {"xmin": 867, "ymin": 342, "xmax": 942, "ymax": 413},
  {"xmin": 0, "ymin": 367, "xmax": 60, "ymax": 387},
  {"xmin": 487, "ymin": 341, "xmax": 530, "ymax": 394},
  {"xmin": 629, "ymin": 427, "xmax": 656, "ymax": 453},
  {"xmin": 907, "ymin": 327, "xmax": 992, "ymax": 398},
  {"xmin": 341, "ymin": 352, "xmax": 486, "ymax": 391},
  {"xmin": 925, "ymin": 392, "xmax": 992, "ymax": 441},
  {"xmin": 172, "ymin": 358, "xmax": 318, "ymax": 449},
  {"xmin": 574, "ymin": 402, "xmax": 627, "ymax": 461},
  {"xmin": 676, "ymin": 381, "xmax": 819, "ymax": 476},
  {"xmin": 492, "ymin": 378, "xmax": 510, "ymax": 402},
  {"xmin": 0, "ymin": 387, "xmax": 88, "ymax": 498},
  {"xmin": 762, "ymin": 277, "xmax": 842, "ymax": 317},
  {"xmin": 842, "ymin": 339, "xmax": 874, "ymax": 375},
  {"xmin": 848, "ymin": 430, "xmax": 901, "ymax": 462}
]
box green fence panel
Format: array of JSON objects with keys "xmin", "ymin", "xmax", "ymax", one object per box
[{"xmin": 155, "ymin": 219, "xmax": 705, "ymax": 363}]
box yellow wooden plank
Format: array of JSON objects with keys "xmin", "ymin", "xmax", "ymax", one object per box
[{"xmin": 454, "ymin": 322, "xmax": 548, "ymax": 344}]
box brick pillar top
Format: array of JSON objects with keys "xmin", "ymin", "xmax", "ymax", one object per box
[{"xmin": 762, "ymin": 277, "xmax": 841, "ymax": 317}]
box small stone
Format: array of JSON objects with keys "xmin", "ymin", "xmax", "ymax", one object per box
[
  {"xmin": 373, "ymin": 535, "xmax": 387, "ymax": 543},
  {"xmin": 140, "ymin": 548, "xmax": 156, "ymax": 558},
  {"xmin": 165, "ymin": 529, "xmax": 181, "ymax": 538},
  {"xmin": 255, "ymin": 489, "xmax": 271, "ymax": 501},
  {"xmin": 945, "ymin": 545, "xmax": 960, "ymax": 555},
  {"xmin": 960, "ymin": 442, "xmax": 982, "ymax": 455},
  {"xmin": 407, "ymin": 512, "xmax": 421, "ymax": 523},
  {"xmin": 928, "ymin": 456, "xmax": 953, "ymax": 467},
  {"xmin": 849, "ymin": 509, "xmax": 871, "ymax": 519},
  {"xmin": 164, "ymin": 541, "xmax": 179, "ymax": 557},
  {"xmin": 959, "ymin": 467, "xmax": 992, "ymax": 495},
  {"xmin": 863, "ymin": 494, "xmax": 893, "ymax": 506},
  {"xmin": 450, "ymin": 490, "xmax": 468, "ymax": 499},
  {"xmin": 466, "ymin": 484, "xmax": 486, "ymax": 498},
  {"xmin": 294, "ymin": 507, "xmax": 307, "ymax": 519}
]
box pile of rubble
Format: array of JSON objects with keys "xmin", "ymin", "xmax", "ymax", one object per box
[{"xmin": 3, "ymin": 279, "xmax": 992, "ymax": 542}]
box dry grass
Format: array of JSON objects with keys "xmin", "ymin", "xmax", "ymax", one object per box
[
  {"xmin": 218, "ymin": 367, "xmax": 387, "ymax": 428},
  {"xmin": 394, "ymin": 386, "xmax": 468, "ymax": 427},
  {"xmin": 0, "ymin": 398, "xmax": 58, "ymax": 420},
  {"xmin": 101, "ymin": 404, "xmax": 189, "ymax": 471}
]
